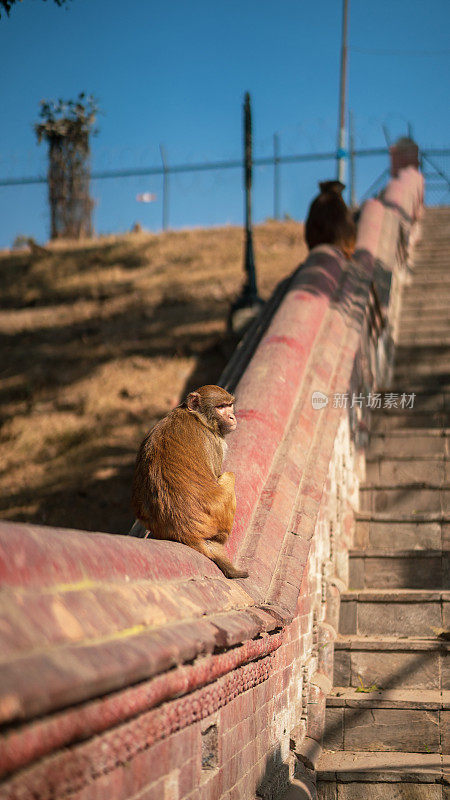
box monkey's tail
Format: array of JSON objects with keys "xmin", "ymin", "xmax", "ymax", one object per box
[{"xmin": 203, "ymin": 540, "xmax": 248, "ymax": 579}]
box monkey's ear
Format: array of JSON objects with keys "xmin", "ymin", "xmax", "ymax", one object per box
[
  {"xmin": 187, "ymin": 392, "xmax": 201, "ymax": 412},
  {"xmin": 319, "ymin": 180, "xmax": 345, "ymax": 195}
]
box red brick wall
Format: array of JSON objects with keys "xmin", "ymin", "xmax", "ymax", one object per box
[{"xmin": 0, "ymin": 169, "xmax": 423, "ymax": 800}]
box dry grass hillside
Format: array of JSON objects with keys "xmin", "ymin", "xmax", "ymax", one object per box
[{"xmin": 0, "ymin": 221, "xmax": 307, "ymax": 534}]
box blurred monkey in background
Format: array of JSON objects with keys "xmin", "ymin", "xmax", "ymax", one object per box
[{"xmin": 305, "ymin": 180, "xmax": 356, "ymax": 259}]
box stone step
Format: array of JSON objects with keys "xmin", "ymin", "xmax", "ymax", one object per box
[
  {"xmin": 405, "ymin": 297, "xmax": 450, "ymax": 305},
  {"xmin": 416, "ymin": 218, "xmax": 450, "ymax": 223},
  {"xmin": 398, "ymin": 323, "xmax": 450, "ymax": 331},
  {"xmin": 406, "ymin": 276, "xmax": 450, "ymax": 284},
  {"xmin": 414, "ymin": 232, "xmax": 450, "ymax": 239},
  {"xmin": 367, "ymin": 432, "xmax": 449, "ymax": 459},
  {"xmin": 398, "ymin": 316, "xmax": 450, "ymax": 328},
  {"xmin": 413, "ymin": 251, "xmax": 450, "ymax": 256},
  {"xmin": 402, "ymin": 293, "xmax": 450, "ymax": 301},
  {"xmin": 403, "ymin": 284, "xmax": 450, "ymax": 290},
  {"xmin": 323, "ymin": 688, "xmax": 448, "ymax": 754},
  {"xmin": 334, "ymin": 635, "xmax": 450, "ymax": 690},
  {"xmin": 397, "ymin": 326, "xmax": 450, "ymax": 332},
  {"xmin": 316, "ymin": 751, "xmax": 448, "ymax": 799},
  {"xmin": 415, "ymin": 235, "xmax": 450, "ymax": 240},
  {"xmin": 414, "ymin": 233, "xmax": 449, "ymax": 239},
  {"xmin": 398, "ymin": 336, "xmax": 450, "ymax": 348},
  {"xmin": 348, "ymin": 548, "xmax": 449, "ymax": 590},
  {"xmin": 407, "ymin": 273, "xmax": 450, "ymax": 280},
  {"xmin": 370, "ymin": 413, "xmax": 449, "ymax": 433},
  {"xmin": 393, "ymin": 353, "xmax": 450, "ymax": 369},
  {"xmin": 399, "ymin": 323, "xmax": 450, "ymax": 331},
  {"xmin": 395, "ymin": 340, "xmax": 450, "ymax": 350},
  {"xmin": 398, "ymin": 316, "xmax": 448, "ymax": 324},
  {"xmin": 393, "ymin": 367, "xmax": 450, "ymax": 382},
  {"xmin": 412, "ymin": 252, "xmax": 450, "ymax": 257},
  {"xmin": 412, "ymin": 241, "xmax": 450, "ymax": 246},
  {"xmin": 394, "ymin": 346, "xmax": 450, "ymax": 359},
  {"xmin": 396, "ymin": 328, "xmax": 450, "ymax": 338},
  {"xmin": 392, "ymin": 379, "xmax": 450, "ymax": 396},
  {"xmin": 416, "ymin": 222, "xmax": 450, "ymax": 227},
  {"xmin": 402, "ymin": 289, "xmax": 450, "ymax": 296},
  {"xmin": 409, "ymin": 257, "xmax": 450, "ymax": 264},
  {"xmin": 391, "ymin": 375, "xmax": 450, "ymax": 390},
  {"xmin": 354, "ymin": 512, "xmax": 450, "ymax": 550},
  {"xmin": 399, "ymin": 305, "xmax": 450, "ymax": 315},
  {"xmin": 403, "ymin": 294, "xmax": 450, "ymax": 303},
  {"xmin": 401, "ymin": 296, "xmax": 450, "ymax": 306},
  {"xmin": 394, "ymin": 345, "xmax": 450, "ymax": 354},
  {"xmin": 339, "ymin": 589, "xmax": 449, "ymax": 637},
  {"xmin": 398, "ymin": 327, "xmax": 450, "ymax": 339},
  {"xmin": 415, "ymin": 240, "xmax": 450, "ymax": 247},
  {"xmin": 411, "ymin": 255, "xmax": 450, "ymax": 261},
  {"xmin": 415, "ymin": 227, "xmax": 450, "ymax": 234},
  {"xmin": 410, "ymin": 244, "xmax": 450, "ymax": 249},
  {"xmin": 412, "ymin": 266, "xmax": 450, "ymax": 270},
  {"xmin": 401, "ymin": 296, "xmax": 450, "ymax": 305},
  {"xmin": 367, "ymin": 392, "xmax": 449, "ymax": 413},
  {"xmin": 404, "ymin": 269, "xmax": 450, "ymax": 276},
  {"xmin": 395, "ymin": 336, "xmax": 450, "ymax": 347},
  {"xmin": 366, "ymin": 458, "xmax": 449, "ymax": 485},
  {"xmin": 401, "ymin": 287, "xmax": 450, "ymax": 295},
  {"xmin": 402, "ymin": 281, "xmax": 450, "ymax": 288},
  {"xmin": 392, "ymin": 361, "xmax": 450, "ymax": 375},
  {"xmin": 404, "ymin": 259, "xmax": 450, "ymax": 266},
  {"xmin": 359, "ymin": 484, "xmax": 450, "ymax": 514},
  {"xmin": 390, "ymin": 378, "xmax": 450, "ymax": 393}
]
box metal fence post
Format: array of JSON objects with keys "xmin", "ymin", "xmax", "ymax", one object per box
[
  {"xmin": 336, "ymin": 0, "xmax": 349, "ymax": 184},
  {"xmin": 273, "ymin": 133, "xmax": 280, "ymax": 220},
  {"xmin": 159, "ymin": 144, "xmax": 169, "ymax": 231},
  {"xmin": 349, "ymin": 110, "xmax": 356, "ymax": 208}
]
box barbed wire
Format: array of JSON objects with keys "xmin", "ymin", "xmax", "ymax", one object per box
[{"xmin": 350, "ymin": 46, "xmax": 450, "ymax": 56}]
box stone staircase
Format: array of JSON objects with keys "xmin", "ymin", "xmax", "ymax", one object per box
[{"xmin": 316, "ymin": 206, "xmax": 450, "ymax": 798}]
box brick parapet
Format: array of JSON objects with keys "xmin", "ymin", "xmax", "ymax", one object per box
[{"xmin": 0, "ymin": 168, "xmax": 423, "ymax": 799}]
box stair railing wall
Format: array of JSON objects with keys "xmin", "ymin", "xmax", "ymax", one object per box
[{"xmin": 0, "ymin": 167, "xmax": 423, "ymax": 800}]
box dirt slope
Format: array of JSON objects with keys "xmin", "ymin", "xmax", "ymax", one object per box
[{"xmin": 0, "ymin": 221, "xmax": 307, "ymax": 534}]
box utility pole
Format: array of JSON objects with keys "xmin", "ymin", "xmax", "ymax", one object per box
[{"xmin": 336, "ymin": 0, "xmax": 349, "ymax": 185}]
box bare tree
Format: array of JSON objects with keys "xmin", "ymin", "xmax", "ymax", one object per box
[
  {"xmin": 1, "ymin": 0, "xmax": 71, "ymax": 18},
  {"xmin": 35, "ymin": 93, "xmax": 98, "ymax": 240}
]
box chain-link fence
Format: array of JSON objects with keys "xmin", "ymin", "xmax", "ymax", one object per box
[
  {"xmin": 0, "ymin": 145, "xmax": 448, "ymax": 248},
  {"xmin": 421, "ymin": 150, "xmax": 450, "ymax": 206}
]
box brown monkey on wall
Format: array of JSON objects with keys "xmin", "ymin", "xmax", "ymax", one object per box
[
  {"xmin": 305, "ymin": 180, "xmax": 356, "ymax": 259},
  {"xmin": 131, "ymin": 385, "xmax": 248, "ymax": 579}
]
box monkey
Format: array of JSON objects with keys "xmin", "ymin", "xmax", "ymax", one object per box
[
  {"xmin": 130, "ymin": 385, "xmax": 248, "ymax": 579},
  {"xmin": 304, "ymin": 180, "xmax": 356, "ymax": 259}
]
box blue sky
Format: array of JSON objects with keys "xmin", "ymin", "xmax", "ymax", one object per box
[{"xmin": 1, "ymin": 0, "xmax": 449, "ymax": 247}]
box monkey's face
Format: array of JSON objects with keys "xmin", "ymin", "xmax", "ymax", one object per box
[
  {"xmin": 215, "ymin": 403, "xmax": 237, "ymax": 434},
  {"xmin": 186, "ymin": 386, "xmax": 237, "ymax": 436}
]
